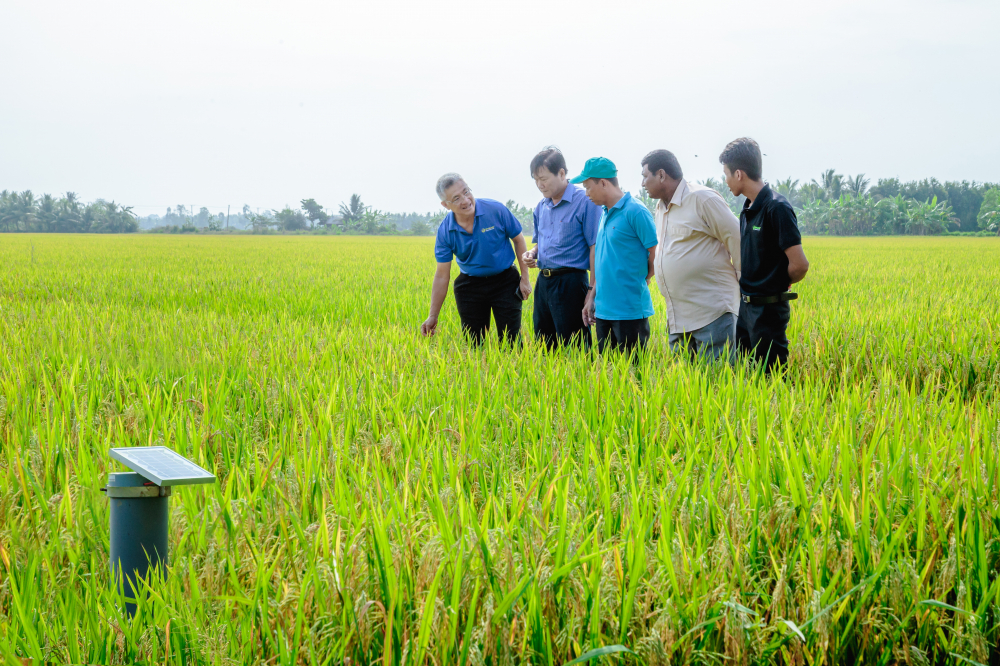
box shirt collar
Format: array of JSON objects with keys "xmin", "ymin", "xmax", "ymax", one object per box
[
  {"xmin": 745, "ymin": 183, "xmax": 772, "ymax": 214},
  {"xmin": 606, "ymin": 191, "xmax": 631, "ymax": 212},
  {"xmin": 547, "ymin": 183, "xmax": 576, "ymax": 207},
  {"xmin": 445, "ymin": 205, "xmax": 478, "ymax": 233},
  {"xmin": 667, "ymin": 179, "xmax": 689, "ymax": 208}
]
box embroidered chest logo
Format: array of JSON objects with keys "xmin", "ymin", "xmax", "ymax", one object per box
[{"xmin": 481, "ymin": 226, "xmax": 495, "ymax": 233}]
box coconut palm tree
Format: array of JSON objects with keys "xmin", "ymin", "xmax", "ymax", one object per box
[
  {"xmin": 57, "ymin": 192, "xmax": 83, "ymax": 232},
  {"xmin": 774, "ymin": 178, "xmax": 801, "ymax": 208},
  {"xmin": 37, "ymin": 194, "xmax": 59, "ymax": 233},
  {"xmin": 8, "ymin": 191, "xmax": 38, "ymax": 232},
  {"xmin": 845, "ymin": 173, "xmax": 871, "ymax": 199},
  {"xmin": 80, "ymin": 203, "xmax": 102, "ymax": 233},
  {"xmin": 797, "ymin": 182, "xmax": 825, "ymax": 204},
  {"xmin": 813, "ymin": 169, "xmax": 843, "ymax": 201},
  {"xmin": 701, "ymin": 177, "xmax": 744, "ymax": 215},
  {"xmin": 338, "ymin": 194, "xmax": 366, "ymax": 230},
  {"xmin": 0, "ymin": 190, "xmax": 13, "ymax": 232},
  {"xmin": 90, "ymin": 201, "xmax": 138, "ymax": 233}
]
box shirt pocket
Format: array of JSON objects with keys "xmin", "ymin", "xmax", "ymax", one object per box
[
  {"xmin": 667, "ymin": 221, "xmax": 695, "ymax": 240},
  {"xmin": 548, "ymin": 218, "xmax": 569, "ymax": 245}
]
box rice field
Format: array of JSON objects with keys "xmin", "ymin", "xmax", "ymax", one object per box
[{"xmin": 1, "ymin": 234, "xmax": 999, "ymax": 665}]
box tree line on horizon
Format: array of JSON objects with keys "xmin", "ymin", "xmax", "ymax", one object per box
[
  {"xmin": 141, "ymin": 197, "xmax": 447, "ymax": 236},
  {"xmin": 0, "ymin": 190, "xmax": 139, "ymax": 233},
  {"xmin": 693, "ymin": 172, "xmax": 1000, "ymax": 236},
  {"xmin": 4, "ymin": 175, "xmax": 999, "ymax": 236},
  {"xmin": 142, "ymin": 195, "xmax": 537, "ymax": 237}
]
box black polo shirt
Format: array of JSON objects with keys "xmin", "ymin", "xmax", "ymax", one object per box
[{"xmin": 739, "ymin": 184, "xmax": 802, "ymax": 296}]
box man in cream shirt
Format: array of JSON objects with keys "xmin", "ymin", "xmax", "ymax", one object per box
[{"xmin": 640, "ymin": 149, "xmax": 742, "ymax": 360}]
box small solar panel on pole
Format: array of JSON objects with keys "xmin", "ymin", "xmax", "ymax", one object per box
[{"xmin": 103, "ymin": 446, "xmax": 215, "ymax": 615}]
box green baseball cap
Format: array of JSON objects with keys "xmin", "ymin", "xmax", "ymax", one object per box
[{"xmin": 570, "ymin": 157, "xmax": 617, "ymax": 184}]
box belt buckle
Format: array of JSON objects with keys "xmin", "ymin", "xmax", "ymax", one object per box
[
  {"xmin": 542, "ymin": 269, "xmax": 552, "ymax": 277},
  {"xmin": 741, "ymin": 294, "xmax": 750, "ymax": 303}
]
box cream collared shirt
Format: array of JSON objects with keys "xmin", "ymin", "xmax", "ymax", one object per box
[{"xmin": 653, "ymin": 179, "xmax": 741, "ymax": 333}]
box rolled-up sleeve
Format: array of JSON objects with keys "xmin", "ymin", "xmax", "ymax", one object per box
[{"xmin": 699, "ymin": 191, "xmax": 742, "ymax": 274}]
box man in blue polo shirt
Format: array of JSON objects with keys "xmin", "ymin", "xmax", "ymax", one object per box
[
  {"xmin": 577, "ymin": 158, "xmax": 659, "ymax": 354},
  {"xmin": 420, "ymin": 172, "xmax": 532, "ymax": 346},
  {"xmin": 522, "ymin": 147, "xmax": 601, "ymax": 349}
]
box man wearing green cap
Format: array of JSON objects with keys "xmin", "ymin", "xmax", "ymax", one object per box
[{"xmin": 576, "ymin": 157, "xmax": 659, "ymax": 354}]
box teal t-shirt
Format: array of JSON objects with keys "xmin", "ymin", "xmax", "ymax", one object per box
[{"xmin": 594, "ymin": 192, "xmax": 658, "ymax": 320}]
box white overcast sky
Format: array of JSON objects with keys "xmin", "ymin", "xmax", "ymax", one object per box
[{"xmin": 2, "ymin": 0, "xmax": 998, "ymax": 216}]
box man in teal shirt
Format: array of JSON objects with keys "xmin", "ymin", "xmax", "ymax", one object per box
[{"xmin": 577, "ymin": 157, "xmax": 658, "ymax": 353}]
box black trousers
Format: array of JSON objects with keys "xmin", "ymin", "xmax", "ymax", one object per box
[
  {"xmin": 533, "ymin": 270, "xmax": 591, "ymax": 349},
  {"xmin": 736, "ymin": 300, "xmax": 790, "ymax": 372},
  {"xmin": 595, "ymin": 317, "xmax": 650, "ymax": 354},
  {"xmin": 452, "ymin": 267, "xmax": 523, "ymax": 346}
]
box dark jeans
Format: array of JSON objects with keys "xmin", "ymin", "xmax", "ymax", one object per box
[
  {"xmin": 595, "ymin": 317, "xmax": 650, "ymax": 354},
  {"xmin": 453, "ymin": 267, "xmax": 523, "ymax": 346},
  {"xmin": 533, "ymin": 269, "xmax": 591, "ymax": 349},
  {"xmin": 736, "ymin": 300, "xmax": 790, "ymax": 372}
]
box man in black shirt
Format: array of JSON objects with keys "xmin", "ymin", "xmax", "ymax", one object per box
[{"xmin": 719, "ymin": 138, "xmax": 810, "ymax": 372}]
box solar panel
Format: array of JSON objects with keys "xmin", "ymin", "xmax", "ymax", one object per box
[{"xmin": 109, "ymin": 446, "xmax": 216, "ymax": 486}]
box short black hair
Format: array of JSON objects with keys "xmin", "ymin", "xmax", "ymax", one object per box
[
  {"xmin": 641, "ymin": 149, "xmax": 683, "ymax": 180},
  {"xmin": 592, "ymin": 177, "xmax": 619, "ymax": 188},
  {"xmin": 530, "ymin": 146, "xmax": 567, "ymax": 178},
  {"xmin": 719, "ymin": 137, "xmax": 762, "ymax": 181}
]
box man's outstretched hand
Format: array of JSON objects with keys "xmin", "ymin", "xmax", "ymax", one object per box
[{"xmin": 420, "ymin": 316, "xmax": 439, "ymax": 337}]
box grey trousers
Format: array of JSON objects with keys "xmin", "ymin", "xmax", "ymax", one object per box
[{"xmin": 668, "ymin": 312, "xmax": 737, "ymax": 361}]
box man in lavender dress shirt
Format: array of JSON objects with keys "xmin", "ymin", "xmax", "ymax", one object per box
[{"xmin": 522, "ymin": 147, "xmax": 602, "ymax": 349}]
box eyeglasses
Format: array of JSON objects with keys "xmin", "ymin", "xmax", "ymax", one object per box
[{"xmin": 449, "ymin": 189, "xmax": 473, "ymax": 205}]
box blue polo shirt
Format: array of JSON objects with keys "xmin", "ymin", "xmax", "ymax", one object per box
[
  {"xmin": 434, "ymin": 198, "xmax": 523, "ymax": 276},
  {"xmin": 594, "ymin": 192, "xmax": 658, "ymax": 320},
  {"xmin": 532, "ymin": 183, "xmax": 601, "ymax": 270}
]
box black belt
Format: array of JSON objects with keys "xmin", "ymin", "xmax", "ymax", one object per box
[
  {"xmin": 741, "ymin": 292, "xmax": 798, "ymax": 305},
  {"xmin": 540, "ymin": 267, "xmax": 585, "ymax": 277}
]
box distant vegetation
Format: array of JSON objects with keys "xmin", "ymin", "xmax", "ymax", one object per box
[
  {"xmin": 141, "ymin": 196, "xmax": 445, "ymax": 236},
  {"xmin": 505, "ymin": 200, "xmax": 535, "ymax": 235},
  {"xmin": 5, "ymin": 176, "xmax": 1000, "ymax": 236},
  {"xmin": 694, "ymin": 172, "xmax": 1000, "ymax": 236},
  {"xmin": 0, "ymin": 191, "xmax": 138, "ymax": 233}
]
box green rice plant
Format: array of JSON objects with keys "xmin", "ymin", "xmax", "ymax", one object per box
[{"xmin": 0, "ymin": 234, "xmax": 998, "ymax": 664}]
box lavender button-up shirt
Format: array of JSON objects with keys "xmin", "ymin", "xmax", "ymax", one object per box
[{"xmin": 532, "ymin": 183, "xmax": 601, "ymax": 271}]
